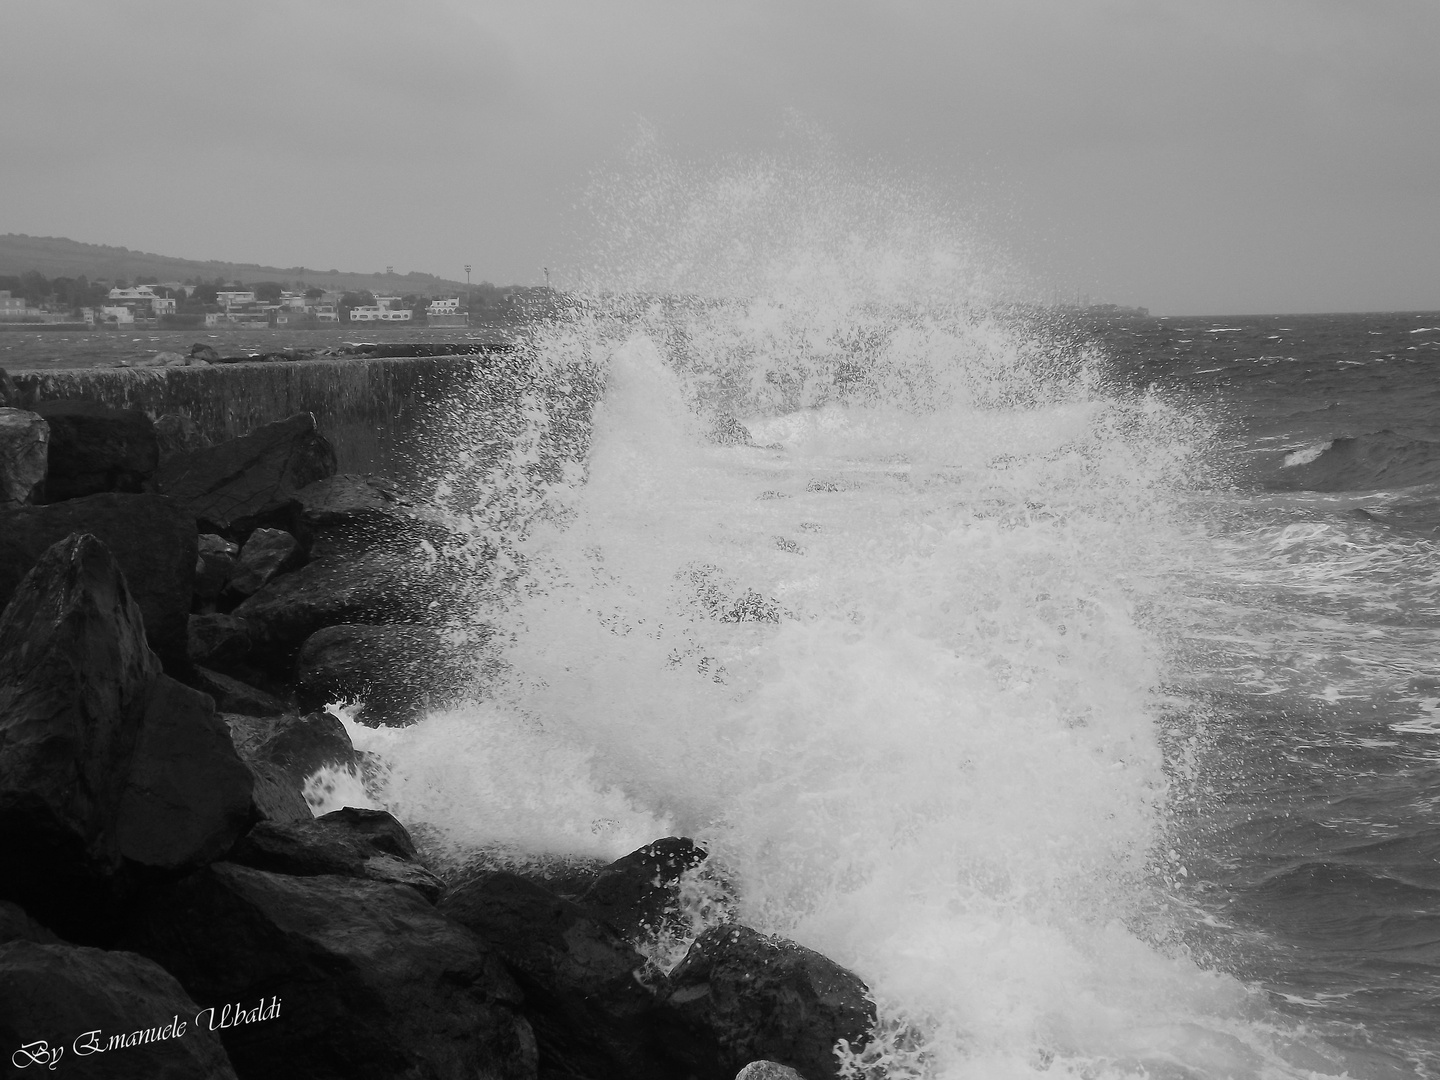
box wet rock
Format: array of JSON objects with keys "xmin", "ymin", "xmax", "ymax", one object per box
[
  {"xmin": 188, "ymin": 612, "xmax": 252, "ymax": 668},
  {"xmin": 151, "ymin": 412, "xmax": 337, "ymax": 535},
  {"xmin": 0, "ymin": 367, "xmax": 17, "ymax": 407},
  {"xmin": 244, "ymin": 709, "xmax": 358, "ymax": 782},
  {"xmin": 294, "ymin": 472, "xmax": 449, "ymax": 560},
  {"xmin": 0, "ymin": 940, "xmax": 238, "ymax": 1079},
  {"xmin": 129, "ymin": 862, "xmax": 535, "ymax": 1080},
  {"xmin": 440, "ymin": 869, "xmax": 666, "ymax": 1080},
  {"xmin": 190, "ymin": 665, "xmax": 290, "ymax": 717},
  {"xmin": 228, "ymin": 527, "xmax": 301, "ymax": 596},
  {"xmin": 116, "ymin": 675, "xmax": 254, "ymax": 872},
  {"xmin": 232, "ymin": 542, "xmax": 437, "ymax": 665},
  {"xmin": 33, "ymin": 399, "xmax": 159, "ymax": 502},
  {"xmin": 0, "ymin": 407, "xmax": 48, "ymax": 507},
  {"xmin": 0, "ymin": 534, "xmax": 250, "ymax": 937},
  {"xmin": 579, "ymin": 836, "xmax": 709, "ymax": 942},
  {"xmin": 236, "ymin": 755, "xmax": 313, "ymax": 823},
  {"xmin": 0, "ymin": 493, "xmax": 196, "ymax": 670},
  {"xmin": 736, "ymin": 1063, "xmax": 806, "ymax": 1080},
  {"xmin": 155, "ymin": 413, "xmax": 209, "ymax": 460},
  {"xmin": 190, "ymin": 342, "xmax": 222, "ymax": 363},
  {"xmin": 194, "ymin": 532, "xmax": 239, "ymax": 603},
  {"xmin": 295, "ymin": 622, "xmax": 467, "ymax": 724},
  {"xmin": 229, "ymin": 808, "xmax": 443, "ymax": 901},
  {"xmin": 655, "ymin": 924, "xmax": 875, "ymax": 1080}
]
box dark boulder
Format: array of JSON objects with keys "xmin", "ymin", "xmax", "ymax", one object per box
[
  {"xmin": 190, "ymin": 666, "xmax": 290, "ymax": 718},
  {"xmin": 223, "ymin": 710, "xmax": 360, "ymax": 821},
  {"xmin": 655, "ymin": 924, "xmax": 875, "ymax": 1080},
  {"xmin": 0, "ymin": 407, "xmax": 48, "ymax": 507},
  {"xmin": 0, "ymin": 493, "xmax": 196, "ymax": 670},
  {"xmin": 228, "ymin": 527, "xmax": 302, "ymax": 596},
  {"xmin": 190, "ymin": 342, "xmax": 222, "ymax": 363},
  {"xmin": 295, "ymin": 622, "xmax": 468, "ymax": 724},
  {"xmin": 129, "ymin": 862, "xmax": 536, "ymax": 1080},
  {"xmin": 579, "ymin": 836, "xmax": 710, "ymax": 942},
  {"xmin": 154, "ymin": 412, "xmax": 209, "ymax": 460},
  {"xmin": 188, "ymin": 612, "xmax": 253, "ymax": 668},
  {"xmin": 0, "ymin": 533, "xmax": 251, "ymax": 937},
  {"xmin": 151, "ymin": 412, "xmax": 337, "ymax": 535},
  {"xmin": 0, "ymin": 367, "xmax": 17, "ymax": 407},
  {"xmin": 294, "ymin": 472, "xmax": 449, "ymax": 560},
  {"xmin": 229, "ymin": 808, "xmax": 443, "ymax": 901},
  {"xmin": 195, "ymin": 533, "xmax": 239, "ymax": 602},
  {"xmin": 115, "ymin": 674, "xmax": 254, "ymax": 872},
  {"xmin": 0, "ymin": 940, "xmax": 238, "ymax": 1079},
  {"xmin": 440, "ymin": 869, "xmax": 666, "ymax": 1080},
  {"xmin": 33, "ymin": 399, "xmax": 159, "ymax": 502},
  {"xmin": 232, "ymin": 542, "xmax": 438, "ymax": 665}
]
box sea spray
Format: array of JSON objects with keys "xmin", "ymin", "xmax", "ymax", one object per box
[{"xmin": 339, "ymin": 156, "xmax": 1374, "ymax": 1077}]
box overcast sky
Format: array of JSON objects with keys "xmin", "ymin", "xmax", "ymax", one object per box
[{"xmin": 3, "ymin": 0, "xmax": 1437, "ymax": 315}]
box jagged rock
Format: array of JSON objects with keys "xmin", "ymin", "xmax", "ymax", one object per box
[
  {"xmin": 32, "ymin": 399, "xmax": 159, "ymax": 502},
  {"xmin": 155, "ymin": 413, "xmax": 209, "ymax": 460},
  {"xmin": 440, "ymin": 869, "xmax": 666, "ymax": 1080},
  {"xmin": 129, "ymin": 862, "xmax": 536, "ymax": 1080},
  {"xmin": 655, "ymin": 924, "xmax": 875, "ymax": 1080},
  {"xmin": 0, "ymin": 407, "xmax": 48, "ymax": 507},
  {"xmin": 194, "ymin": 533, "xmax": 240, "ymax": 601},
  {"xmin": 232, "ymin": 709, "xmax": 359, "ymax": 783},
  {"xmin": 0, "ymin": 534, "xmax": 250, "ymax": 937},
  {"xmin": 151, "ymin": 412, "xmax": 337, "ymax": 535},
  {"xmin": 0, "ymin": 940, "xmax": 238, "ymax": 1079},
  {"xmin": 0, "ymin": 900, "xmax": 64, "ymax": 946},
  {"xmin": 579, "ymin": 836, "xmax": 709, "ymax": 941},
  {"xmin": 0, "ymin": 493, "xmax": 196, "ymax": 669},
  {"xmin": 295, "ymin": 622, "xmax": 467, "ymax": 724},
  {"xmin": 0, "ymin": 367, "xmax": 17, "ymax": 407},
  {"xmin": 736, "ymin": 1062, "xmax": 806, "ymax": 1080},
  {"xmin": 188, "ymin": 612, "xmax": 252, "ymax": 668},
  {"xmin": 228, "ymin": 527, "xmax": 301, "ymax": 596},
  {"xmin": 238, "ymin": 757, "xmax": 313, "ymax": 824},
  {"xmin": 190, "ymin": 666, "xmax": 290, "ymax": 717},
  {"xmin": 190, "ymin": 343, "xmax": 222, "ymax": 363},
  {"xmin": 229, "ymin": 809, "xmax": 443, "ymax": 901},
  {"xmin": 232, "ymin": 542, "xmax": 437, "ymax": 665},
  {"xmin": 293, "ymin": 473, "xmax": 449, "ymax": 560}
]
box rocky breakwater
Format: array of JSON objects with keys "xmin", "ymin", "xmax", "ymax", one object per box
[{"xmin": 0, "ymin": 379, "xmax": 879, "ymax": 1079}]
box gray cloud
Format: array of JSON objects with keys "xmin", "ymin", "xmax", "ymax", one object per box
[{"xmin": 2, "ymin": 0, "xmax": 1436, "ymax": 312}]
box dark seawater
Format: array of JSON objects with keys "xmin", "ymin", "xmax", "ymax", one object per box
[{"xmin": 1082, "ymin": 310, "xmax": 1440, "ymax": 1076}]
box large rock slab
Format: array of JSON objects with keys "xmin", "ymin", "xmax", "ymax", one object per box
[
  {"xmin": 130, "ymin": 862, "xmax": 536, "ymax": 1080},
  {"xmin": 0, "ymin": 940, "xmax": 238, "ymax": 1079},
  {"xmin": 293, "ymin": 473, "xmax": 451, "ymax": 560},
  {"xmin": 33, "ymin": 399, "xmax": 159, "ymax": 502},
  {"xmin": 295, "ymin": 622, "xmax": 468, "ymax": 724},
  {"xmin": 0, "ymin": 407, "xmax": 48, "ymax": 507},
  {"xmin": 229, "ymin": 808, "xmax": 443, "ymax": 901},
  {"xmin": 0, "ymin": 493, "xmax": 196, "ymax": 670},
  {"xmin": 231, "ymin": 542, "xmax": 438, "ymax": 665},
  {"xmin": 655, "ymin": 924, "xmax": 875, "ymax": 1080},
  {"xmin": 228, "ymin": 527, "xmax": 301, "ymax": 596},
  {"xmin": 439, "ymin": 869, "xmax": 667, "ymax": 1080},
  {"xmin": 151, "ymin": 412, "xmax": 337, "ymax": 535},
  {"xmin": 0, "ymin": 533, "xmax": 251, "ymax": 937}
]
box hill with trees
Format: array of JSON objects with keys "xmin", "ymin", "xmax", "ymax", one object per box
[{"xmin": 0, "ymin": 234, "xmax": 472, "ymax": 296}]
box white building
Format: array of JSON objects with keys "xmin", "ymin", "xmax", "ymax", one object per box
[{"xmin": 427, "ymin": 297, "xmax": 460, "ymax": 314}]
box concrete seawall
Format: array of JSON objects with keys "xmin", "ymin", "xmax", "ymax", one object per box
[{"xmin": 7, "ymin": 354, "xmax": 504, "ymax": 480}]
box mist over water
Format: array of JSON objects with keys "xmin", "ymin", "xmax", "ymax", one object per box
[{"xmin": 344, "ymin": 156, "xmax": 1396, "ymax": 1077}]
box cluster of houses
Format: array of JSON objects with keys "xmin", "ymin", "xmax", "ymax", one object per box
[{"xmin": 0, "ymin": 285, "xmax": 468, "ymax": 328}]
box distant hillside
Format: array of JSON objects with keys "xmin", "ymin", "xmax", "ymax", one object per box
[{"xmin": 0, "ymin": 234, "xmax": 472, "ymax": 295}]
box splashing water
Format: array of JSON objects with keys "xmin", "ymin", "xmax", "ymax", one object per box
[{"xmin": 347, "ymin": 155, "xmax": 1381, "ymax": 1078}]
